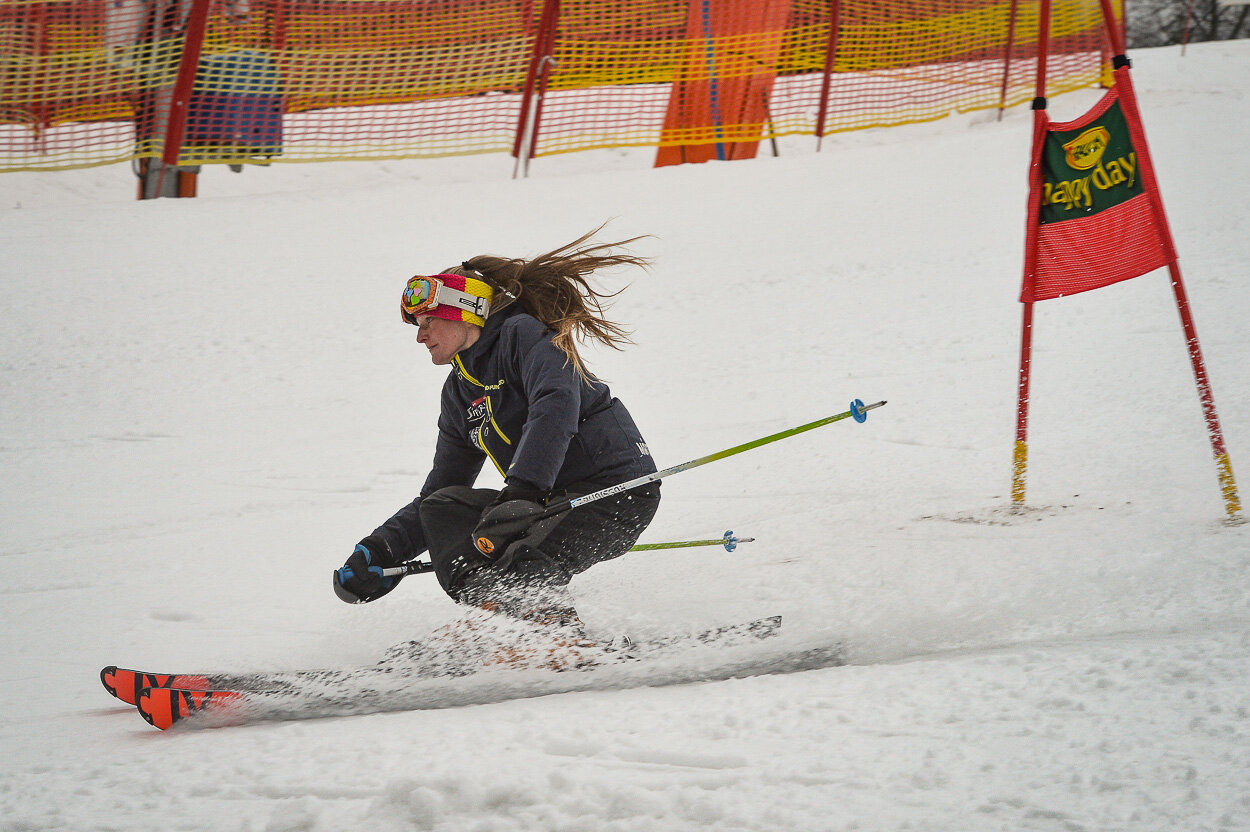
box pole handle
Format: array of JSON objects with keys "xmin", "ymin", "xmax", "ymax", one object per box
[{"xmin": 381, "ymin": 561, "xmax": 433, "ymax": 578}]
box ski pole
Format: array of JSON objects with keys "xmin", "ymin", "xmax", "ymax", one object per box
[
  {"xmin": 380, "ymin": 530, "xmax": 754, "ymax": 579},
  {"xmin": 345, "ymin": 399, "xmax": 883, "ymax": 600},
  {"xmin": 564, "ymin": 399, "xmax": 884, "ymax": 511},
  {"xmin": 472, "ymin": 399, "xmax": 885, "ymax": 556},
  {"xmin": 631, "ymin": 529, "xmax": 753, "ymax": 552}
]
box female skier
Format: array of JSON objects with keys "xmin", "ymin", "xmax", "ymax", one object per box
[{"xmin": 335, "ymin": 231, "xmax": 659, "ymax": 630}]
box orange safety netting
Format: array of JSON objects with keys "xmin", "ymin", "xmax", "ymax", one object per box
[{"xmin": 0, "ymin": 0, "xmax": 1113, "ymax": 172}]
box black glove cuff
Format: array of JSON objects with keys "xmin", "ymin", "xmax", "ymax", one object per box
[{"xmin": 496, "ymin": 478, "xmax": 546, "ymax": 506}]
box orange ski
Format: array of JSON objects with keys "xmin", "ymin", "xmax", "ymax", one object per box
[
  {"xmin": 109, "ymin": 616, "xmax": 797, "ymax": 729},
  {"xmin": 101, "ymin": 666, "xmax": 311, "ymax": 704},
  {"xmin": 100, "ymin": 666, "xmax": 214, "ymax": 706},
  {"xmin": 137, "ymin": 687, "xmax": 247, "ymax": 730}
]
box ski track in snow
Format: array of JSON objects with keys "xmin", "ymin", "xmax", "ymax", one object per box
[{"xmin": 2, "ymin": 40, "xmax": 1249, "ymax": 832}]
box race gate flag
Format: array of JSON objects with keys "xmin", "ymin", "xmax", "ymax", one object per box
[
  {"xmin": 1020, "ymin": 68, "xmax": 1175, "ymax": 303},
  {"xmin": 1012, "ymin": 0, "xmax": 1241, "ymax": 522}
]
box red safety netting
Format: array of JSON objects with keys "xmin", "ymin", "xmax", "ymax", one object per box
[{"xmin": 1, "ymin": 0, "xmax": 1114, "ymax": 172}]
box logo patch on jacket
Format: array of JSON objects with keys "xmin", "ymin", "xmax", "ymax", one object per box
[{"xmin": 467, "ymin": 397, "xmax": 488, "ymax": 422}]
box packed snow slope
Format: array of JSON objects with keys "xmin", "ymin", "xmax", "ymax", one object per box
[{"xmin": 2, "ymin": 41, "xmax": 1248, "ymax": 832}]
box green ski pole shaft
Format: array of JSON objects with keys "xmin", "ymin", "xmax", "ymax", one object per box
[
  {"xmin": 383, "ymin": 399, "xmax": 884, "ymax": 580},
  {"xmin": 563, "ymin": 399, "xmax": 886, "ymax": 512},
  {"xmin": 386, "ymin": 531, "xmax": 753, "ymax": 578},
  {"xmin": 631, "ymin": 530, "xmax": 754, "ymax": 552}
]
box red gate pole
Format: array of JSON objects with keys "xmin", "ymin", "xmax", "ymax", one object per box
[
  {"xmin": 814, "ymin": 0, "xmax": 841, "ymax": 151},
  {"xmin": 1167, "ymin": 261, "xmax": 1242, "ymax": 518},
  {"xmin": 1095, "ymin": 0, "xmax": 1242, "ymax": 520},
  {"xmin": 1012, "ymin": 0, "xmax": 1053, "ymax": 508},
  {"xmin": 1012, "ymin": 300, "xmax": 1036, "ymax": 506}
]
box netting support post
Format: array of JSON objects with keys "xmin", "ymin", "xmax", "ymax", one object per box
[
  {"xmin": 1182, "ymin": 0, "xmax": 1196, "ymax": 56},
  {"xmin": 139, "ymin": 0, "xmax": 210, "ymax": 199},
  {"xmin": 814, "ymin": 0, "xmax": 841, "ymax": 151},
  {"xmin": 997, "ymin": 0, "xmax": 1020, "ymax": 121},
  {"xmin": 30, "ymin": 1, "xmax": 51, "ymax": 153},
  {"xmin": 512, "ymin": 0, "xmax": 559, "ymax": 179}
]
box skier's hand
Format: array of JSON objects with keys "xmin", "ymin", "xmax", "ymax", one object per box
[
  {"xmin": 334, "ymin": 535, "xmax": 400, "ymax": 603},
  {"xmin": 472, "ymin": 498, "xmax": 547, "ymax": 560}
]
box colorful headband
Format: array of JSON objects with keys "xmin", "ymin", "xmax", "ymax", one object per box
[{"xmin": 400, "ymin": 273, "xmax": 493, "ymax": 327}]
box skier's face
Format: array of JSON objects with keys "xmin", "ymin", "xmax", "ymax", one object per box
[{"xmin": 414, "ymin": 315, "xmax": 480, "ymax": 365}]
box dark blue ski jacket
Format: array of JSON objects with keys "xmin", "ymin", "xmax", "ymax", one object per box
[{"xmin": 371, "ymin": 304, "xmax": 656, "ymax": 563}]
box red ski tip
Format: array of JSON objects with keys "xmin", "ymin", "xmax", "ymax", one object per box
[
  {"xmin": 100, "ymin": 666, "xmax": 124, "ymax": 701},
  {"xmin": 137, "ymin": 687, "xmax": 177, "ymax": 730},
  {"xmin": 100, "ymin": 667, "xmax": 213, "ymax": 706},
  {"xmin": 137, "ymin": 687, "xmax": 245, "ymax": 730}
]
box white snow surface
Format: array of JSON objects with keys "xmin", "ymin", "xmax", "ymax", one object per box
[{"xmin": 2, "ymin": 42, "xmax": 1249, "ymax": 832}]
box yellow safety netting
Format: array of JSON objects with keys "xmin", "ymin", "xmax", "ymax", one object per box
[{"xmin": 0, "ymin": 0, "xmax": 1113, "ymax": 172}]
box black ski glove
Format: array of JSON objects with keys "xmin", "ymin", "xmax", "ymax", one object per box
[
  {"xmin": 471, "ymin": 479, "xmax": 553, "ymax": 564},
  {"xmin": 334, "ymin": 534, "xmax": 401, "ymax": 603}
]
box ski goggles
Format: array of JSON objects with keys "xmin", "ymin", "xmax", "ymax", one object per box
[{"xmin": 401, "ymin": 274, "xmax": 493, "ymax": 327}]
